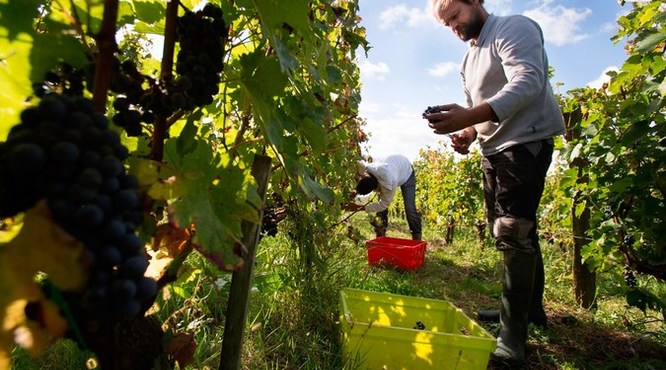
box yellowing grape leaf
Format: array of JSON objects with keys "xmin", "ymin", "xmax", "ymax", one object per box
[
  {"xmin": 167, "ymin": 332, "xmax": 196, "ymax": 369},
  {"xmin": 152, "ymin": 221, "xmax": 193, "ymax": 257},
  {"xmin": 145, "ymin": 221, "xmax": 195, "ymax": 281},
  {"xmin": 0, "ymin": 201, "xmax": 89, "ymax": 367}
]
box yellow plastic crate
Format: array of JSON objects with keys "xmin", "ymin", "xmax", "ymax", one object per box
[{"xmin": 340, "ymin": 288, "xmax": 496, "ymax": 370}]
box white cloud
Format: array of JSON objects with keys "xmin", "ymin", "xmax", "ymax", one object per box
[
  {"xmin": 359, "ymin": 100, "xmax": 382, "ymax": 114},
  {"xmin": 486, "ymin": 0, "xmax": 514, "ymax": 16},
  {"xmin": 379, "ymin": 4, "xmax": 432, "ymax": 30},
  {"xmin": 600, "ymin": 21, "xmax": 617, "ymax": 34},
  {"xmin": 523, "ymin": 1, "xmax": 592, "ymax": 46},
  {"xmin": 359, "ymin": 59, "xmax": 390, "ymax": 81},
  {"xmin": 360, "ymin": 105, "xmax": 442, "ymax": 161},
  {"xmin": 587, "ymin": 66, "xmax": 619, "ymax": 89},
  {"xmin": 427, "ymin": 61, "xmax": 459, "ymax": 77}
]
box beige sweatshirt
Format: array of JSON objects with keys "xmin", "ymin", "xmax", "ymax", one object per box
[{"xmin": 461, "ymin": 14, "xmax": 565, "ymax": 156}]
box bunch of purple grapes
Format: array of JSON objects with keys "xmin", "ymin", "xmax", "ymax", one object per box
[
  {"xmin": 32, "ymin": 62, "xmax": 86, "ymax": 98},
  {"xmin": 175, "ymin": 3, "xmax": 228, "ymax": 108},
  {"xmin": 108, "ymin": 59, "xmax": 155, "ymax": 137},
  {"xmin": 0, "ymin": 93, "xmax": 156, "ymax": 320},
  {"xmin": 423, "ymin": 105, "xmax": 444, "ymax": 116},
  {"xmin": 623, "ymin": 265, "xmax": 637, "ymax": 288}
]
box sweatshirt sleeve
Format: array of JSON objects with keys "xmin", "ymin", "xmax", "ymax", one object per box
[
  {"xmin": 356, "ymin": 161, "xmax": 368, "ymax": 179},
  {"xmin": 485, "ymin": 16, "xmax": 546, "ymax": 121},
  {"xmin": 364, "ymin": 186, "xmax": 395, "ymax": 213},
  {"xmin": 461, "ymin": 69, "xmax": 473, "ymax": 108}
]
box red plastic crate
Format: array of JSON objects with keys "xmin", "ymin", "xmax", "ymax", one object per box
[{"xmin": 365, "ymin": 237, "xmax": 427, "ymax": 271}]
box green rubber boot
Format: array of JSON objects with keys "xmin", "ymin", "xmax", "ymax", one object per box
[
  {"xmin": 478, "ymin": 247, "xmax": 547, "ymax": 329},
  {"xmin": 492, "ymin": 249, "xmax": 536, "ymax": 367}
]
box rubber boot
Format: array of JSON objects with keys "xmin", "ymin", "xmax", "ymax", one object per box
[
  {"xmin": 477, "ymin": 309, "xmax": 500, "ymax": 322},
  {"xmin": 411, "ymin": 233, "xmax": 422, "ymax": 241},
  {"xmin": 479, "ymin": 308, "xmax": 547, "ymax": 329},
  {"xmin": 479, "ymin": 239, "xmax": 548, "ymax": 330},
  {"xmin": 371, "ymin": 211, "xmax": 388, "ymax": 238},
  {"xmin": 492, "ymin": 249, "xmax": 536, "ymax": 367},
  {"xmin": 528, "ymin": 239, "xmax": 548, "ymax": 329}
]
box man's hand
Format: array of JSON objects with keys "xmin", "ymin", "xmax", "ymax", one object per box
[
  {"xmin": 342, "ymin": 203, "xmax": 364, "ymax": 212},
  {"xmin": 422, "ymin": 102, "xmax": 497, "ymax": 137},
  {"xmin": 422, "ymin": 103, "xmax": 470, "ymax": 135},
  {"xmin": 450, "ymin": 127, "xmax": 477, "ymax": 155}
]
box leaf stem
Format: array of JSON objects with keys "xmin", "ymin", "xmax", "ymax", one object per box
[
  {"xmin": 91, "ymin": 0, "xmax": 119, "ymax": 112},
  {"xmin": 150, "ymin": 0, "xmax": 179, "ymax": 162}
]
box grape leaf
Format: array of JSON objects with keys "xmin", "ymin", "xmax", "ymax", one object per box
[
  {"xmin": 271, "ymin": 35, "xmax": 299, "ymax": 72},
  {"xmin": 167, "ymin": 332, "xmax": 196, "ymax": 369},
  {"xmin": 0, "ymin": 0, "xmax": 39, "ymax": 140},
  {"xmin": 301, "ymin": 172, "xmax": 335, "ymax": 204},
  {"xmin": 635, "ymin": 32, "xmax": 666, "ymax": 54},
  {"xmin": 254, "ymin": 0, "xmax": 310, "ymax": 37},
  {"xmin": 152, "ymin": 222, "xmax": 192, "ymax": 258},
  {"xmin": 254, "ymin": 0, "xmax": 312, "ymax": 72},
  {"xmin": 0, "ymin": 0, "xmax": 87, "ymax": 140},
  {"xmin": 154, "ymin": 136, "xmax": 259, "ymax": 270},
  {"xmin": 133, "ymin": 0, "xmax": 166, "ymax": 25},
  {"xmin": 297, "ymin": 111, "xmax": 327, "ymax": 155},
  {"xmin": 239, "ymin": 52, "xmax": 288, "ymax": 139},
  {"xmin": 146, "ymin": 222, "xmax": 195, "ymax": 281},
  {"xmin": 0, "ymin": 201, "xmax": 88, "ymax": 366}
]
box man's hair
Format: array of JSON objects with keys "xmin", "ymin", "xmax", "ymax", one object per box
[
  {"xmin": 356, "ymin": 173, "xmax": 379, "ymax": 195},
  {"xmin": 428, "ymin": 0, "xmax": 484, "ymax": 23}
]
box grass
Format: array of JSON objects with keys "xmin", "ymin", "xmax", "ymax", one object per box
[
  {"xmin": 10, "ymin": 342, "xmax": 94, "ymax": 370},
  {"xmin": 10, "ymin": 212, "xmax": 666, "ymax": 369}
]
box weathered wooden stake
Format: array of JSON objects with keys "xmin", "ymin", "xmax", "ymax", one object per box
[{"xmin": 219, "ymin": 154, "xmax": 272, "ymax": 370}]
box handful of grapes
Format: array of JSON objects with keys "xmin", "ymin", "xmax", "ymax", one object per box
[{"xmin": 422, "ymin": 105, "xmax": 444, "ymax": 117}]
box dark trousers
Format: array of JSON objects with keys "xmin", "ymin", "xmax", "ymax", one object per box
[
  {"xmin": 482, "ymin": 140, "xmax": 553, "ymax": 234},
  {"xmin": 374, "ymin": 170, "xmax": 422, "ymax": 237},
  {"xmin": 482, "ymin": 139, "xmax": 554, "ymax": 318}
]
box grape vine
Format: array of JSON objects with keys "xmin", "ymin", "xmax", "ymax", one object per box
[
  {"xmin": 0, "ymin": 0, "xmax": 369, "ymax": 368},
  {"xmin": 560, "ymin": 0, "xmax": 665, "ymax": 314}
]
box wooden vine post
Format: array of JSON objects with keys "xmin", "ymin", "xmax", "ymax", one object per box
[
  {"xmin": 219, "ymin": 154, "xmax": 272, "ymax": 369},
  {"xmin": 565, "ymin": 109, "xmax": 597, "ymax": 309}
]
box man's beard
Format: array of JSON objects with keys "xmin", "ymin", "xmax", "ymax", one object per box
[{"xmin": 457, "ymin": 11, "xmax": 484, "ymax": 41}]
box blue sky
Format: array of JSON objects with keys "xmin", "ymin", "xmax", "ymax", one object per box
[{"xmin": 355, "ymin": 0, "xmax": 640, "ymax": 161}]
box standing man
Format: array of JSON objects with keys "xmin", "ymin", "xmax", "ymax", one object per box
[
  {"xmin": 424, "ymin": 0, "xmax": 565, "ymax": 367},
  {"xmin": 343, "ymin": 154, "xmax": 422, "ymax": 241}
]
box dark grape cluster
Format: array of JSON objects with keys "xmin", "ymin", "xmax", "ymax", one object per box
[
  {"xmin": 260, "ymin": 193, "xmax": 287, "ymax": 238},
  {"xmin": 109, "ymin": 59, "xmax": 158, "ymax": 137},
  {"xmin": 623, "ymin": 265, "xmax": 637, "ymax": 287},
  {"xmin": 110, "ymin": 58, "xmax": 204, "ymax": 137},
  {"xmin": 32, "ymin": 62, "xmax": 86, "ymax": 98},
  {"xmin": 422, "ymin": 105, "xmax": 444, "ymax": 116},
  {"xmin": 261, "ymin": 206, "xmax": 287, "ymax": 237},
  {"xmin": 622, "ymin": 234, "xmax": 635, "ymax": 248},
  {"xmin": 109, "ymin": 60, "xmax": 146, "ymax": 103},
  {"xmin": 175, "ymin": 3, "xmax": 227, "ymax": 108},
  {"xmin": 0, "ymin": 94, "xmax": 156, "ymax": 320},
  {"xmin": 110, "ymin": 4, "xmax": 228, "ymax": 137}
]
